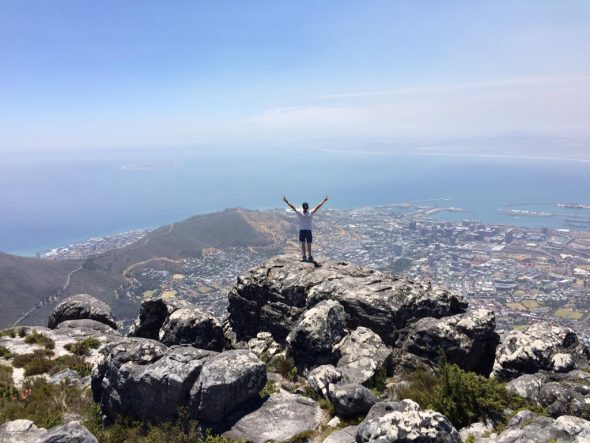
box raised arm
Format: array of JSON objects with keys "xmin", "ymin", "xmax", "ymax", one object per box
[
  {"xmin": 283, "ymin": 196, "xmax": 299, "ymax": 213},
  {"xmin": 312, "ymin": 196, "xmax": 328, "ymax": 213}
]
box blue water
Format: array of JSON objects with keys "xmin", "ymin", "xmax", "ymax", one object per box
[{"xmin": 1, "ymin": 147, "xmax": 589, "ymax": 255}]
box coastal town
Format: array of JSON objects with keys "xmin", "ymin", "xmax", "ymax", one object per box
[{"xmin": 39, "ymin": 205, "xmax": 590, "ymax": 344}]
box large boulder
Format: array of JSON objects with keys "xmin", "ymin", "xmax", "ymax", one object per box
[
  {"xmin": 492, "ymin": 323, "xmax": 590, "ymax": 380},
  {"xmin": 507, "ymin": 370, "xmax": 590, "ymax": 420},
  {"xmin": 48, "ymin": 294, "xmax": 117, "ymax": 330},
  {"xmin": 128, "ymin": 297, "xmax": 191, "ymax": 339},
  {"xmin": 393, "ymin": 309, "xmax": 499, "ymax": 376},
  {"xmin": 55, "ymin": 319, "xmax": 120, "ymax": 335},
  {"xmin": 222, "ymin": 392, "xmax": 322, "ymax": 443},
  {"xmin": 159, "ymin": 307, "xmax": 224, "ymax": 351},
  {"xmin": 189, "ymin": 350, "xmax": 267, "ymax": 423},
  {"xmin": 355, "ymin": 399, "xmax": 461, "ymax": 443},
  {"xmin": 324, "ymin": 426, "xmax": 358, "ymax": 443},
  {"xmin": 0, "ymin": 419, "xmax": 47, "ymax": 443},
  {"xmin": 477, "ymin": 410, "xmax": 590, "ymax": 443},
  {"xmin": 307, "ymin": 365, "xmax": 344, "ymax": 398},
  {"xmin": 286, "ymin": 299, "xmax": 347, "ymax": 372},
  {"xmin": 228, "ymin": 255, "xmax": 466, "ymax": 345},
  {"xmin": 0, "ymin": 420, "xmax": 98, "ymax": 443},
  {"xmin": 327, "ymin": 383, "xmax": 379, "ymax": 418},
  {"xmin": 337, "ymin": 327, "xmax": 392, "ymax": 386}
]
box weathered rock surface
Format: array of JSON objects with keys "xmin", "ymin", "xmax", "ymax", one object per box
[
  {"xmin": 287, "ymin": 299, "xmax": 347, "ymax": 371},
  {"xmin": 0, "ymin": 419, "xmax": 47, "ymax": 443},
  {"xmin": 324, "ymin": 426, "xmax": 358, "ymax": 443},
  {"xmin": 492, "ymin": 323, "xmax": 590, "ymax": 380},
  {"xmin": 248, "ymin": 332, "xmax": 281, "ymax": 360},
  {"xmin": 307, "ymin": 364, "xmax": 344, "ymax": 397},
  {"xmin": 355, "ymin": 399, "xmax": 461, "ymax": 443},
  {"xmin": 35, "ymin": 422, "xmax": 99, "ymax": 443},
  {"xmin": 0, "ymin": 420, "xmax": 98, "ymax": 443},
  {"xmin": 337, "ymin": 327, "xmax": 392, "ymax": 386},
  {"xmin": 222, "ymin": 392, "xmax": 322, "ymax": 443},
  {"xmin": 478, "ymin": 409, "xmax": 590, "ymax": 442},
  {"xmin": 48, "ymin": 369, "xmax": 91, "ymax": 389},
  {"xmin": 228, "ymin": 255, "xmax": 466, "ymax": 345},
  {"xmin": 327, "ymin": 383, "xmax": 378, "ymax": 418},
  {"xmin": 48, "ymin": 294, "xmax": 117, "ymax": 330},
  {"xmin": 159, "ymin": 306, "xmax": 224, "ymax": 351},
  {"xmin": 128, "ymin": 297, "xmax": 190, "ymax": 339},
  {"xmin": 393, "ymin": 309, "xmax": 499, "ymax": 376},
  {"xmin": 189, "ymin": 350, "xmax": 267, "ymax": 423},
  {"xmin": 507, "ymin": 370, "xmax": 590, "ymax": 420},
  {"xmin": 55, "ymin": 319, "xmax": 119, "ymax": 335}
]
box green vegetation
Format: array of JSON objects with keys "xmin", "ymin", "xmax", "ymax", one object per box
[
  {"xmin": 12, "ymin": 350, "xmax": 91, "ymax": 377},
  {"xmin": 65, "ymin": 337, "xmax": 101, "ymax": 356},
  {"xmin": 282, "ymin": 429, "xmax": 315, "ymax": 443},
  {"xmin": 259, "ymin": 380, "xmax": 280, "ymax": 398},
  {"xmin": 318, "ymin": 398, "xmax": 336, "ymax": 417},
  {"xmin": 18, "ymin": 327, "xmax": 27, "ymax": 338},
  {"xmin": 0, "ymin": 345, "xmax": 12, "ymax": 359},
  {"xmin": 464, "ymin": 435, "xmax": 476, "ymax": 443},
  {"xmin": 554, "ymin": 308, "xmax": 585, "ymax": 320},
  {"xmin": 395, "ymin": 358, "xmax": 545, "ymax": 429},
  {"xmin": 24, "ymin": 330, "xmax": 55, "ymax": 350},
  {"xmin": 267, "ymin": 355, "xmax": 298, "ymax": 381},
  {"xmin": 0, "ymin": 329, "xmax": 16, "ymax": 338}
]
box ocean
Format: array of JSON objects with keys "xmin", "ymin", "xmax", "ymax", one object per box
[{"xmin": 2, "ymin": 146, "xmax": 589, "ymax": 255}]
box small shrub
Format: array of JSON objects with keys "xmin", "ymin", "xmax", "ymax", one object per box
[
  {"xmin": 18, "ymin": 327, "xmax": 27, "ymax": 338},
  {"xmin": 0, "ymin": 329, "xmax": 16, "ymax": 338},
  {"xmin": 259, "ymin": 380, "xmax": 280, "ymax": 398},
  {"xmin": 64, "ymin": 337, "xmax": 101, "ymax": 356},
  {"xmin": 283, "ymin": 429, "xmax": 316, "ymax": 443},
  {"xmin": 370, "ymin": 366, "xmax": 387, "ymax": 393},
  {"xmin": 319, "ymin": 398, "xmax": 336, "ymax": 417},
  {"xmin": 396, "ymin": 359, "xmax": 545, "ymax": 429},
  {"xmin": 0, "ymin": 345, "xmax": 12, "ymax": 359},
  {"xmin": 464, "ymin": 435, "xmax": 476, "ymax": 443},
  {"xmin": 267, "ymin": 355, "xmax": 298, "ymax": 381},
  {"xmin": 24, "ymin": 331, "xmax": 55, "ymax": 350},
  {"xmin": 0, "ymin": 365, "xmax": 17, "ymax": 400},
  {"xmin": 12, "ymin": 350, "xmax": 91, "ymax": 377}
]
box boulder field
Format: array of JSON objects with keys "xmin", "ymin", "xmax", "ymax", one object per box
[{"xmin": 1, "ymin": 254, "xmax": 590, "ymax": 442}]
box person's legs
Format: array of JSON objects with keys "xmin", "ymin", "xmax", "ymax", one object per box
[
  {"xmin": 306, "ymin": 241, "xmax": 312, "ymax": 259},
  {"xmin": 301, "ymin": 241, "xmax": 306, "ymax": 258}
]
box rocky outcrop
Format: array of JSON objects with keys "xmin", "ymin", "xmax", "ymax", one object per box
[
  {"xmin": 248, "ymin": 332, "xmax": 281, "ymax": 361},
  {"xmin": 337, "ymin": 327, "xmax": 392, "ymax": 386},
  {"xmin": 286, "ymin": 300, "xmax": 347, "ymax": 372},
  {"xmin": 393, "ymin": 309, "xmax": 499, "ymax": 376},
  {"xmin": 55, "ymin": 319, "xmax": 119, "ymax": 335},
  {"xmin": 189, "ymin": 350, "xmax": 267, "ymax": 423},
  {"xmin": 228, "ymin": 255, "xmax": 466, "ymax": 345},
  {"xmin": 327, "ymin": 383, "xmax": 378, "ymax": 418},
  {"xmin": 477, "ymin": 409, "xmax": 590, "ymax": 442},
  {"xmin": 307, "ymin": 365, "xmax": 344, "ymax": 397},
  {"xmin": 159, "ymin": 306, "xmax": 224, "ymax": 351},
  {"xmin": 48, "ymin": 294, "xmax": 117, "ymax": 330},
  {"xmin": 222, "ymin": 392, "xmax": 322, "ymax": 443},
  {"xmin": 355, "ymin": 399, "xmax": 461, "ymax": 443},
  {"xmin": 507, "ymin": 370, "xmax": 590, "ymax": 420},
  {"xmin": 0, "ymin": 420, "xmax": 98, "ymax": 443},
  {"xmin": 492, "ymin": 323, "xmax": 590, "ymax": 380},
  {"xmin": 128, "ymin": 298, "xmax": 223, "ymax": 351}
]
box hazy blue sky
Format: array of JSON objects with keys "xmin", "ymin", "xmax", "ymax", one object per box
[{"xmin": 1, "ymin": 1, "xmax": 589, "ymax": 152}]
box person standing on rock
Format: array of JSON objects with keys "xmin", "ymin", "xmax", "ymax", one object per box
[{"xmin": 283, "ymin": 196, "xmax": 328, "ymax": 262}]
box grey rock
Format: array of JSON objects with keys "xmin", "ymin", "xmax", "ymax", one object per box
[
  {"xmin": 478, "ymin": 410, "xmax": 590, "ymax": 443},
  {"xmin": 55, "ymin": 319, "xmax": 119, "ymax": 335},
  {"xmin": 355, "ymin": 399, "xmax": 461, "ymax": 443},
  {"xmin": 189, "ymin": 350, "xmax": 267, "ymax": 423},
  {"xmin": 327, "ymin": 383, "xmax": 378, "ymax": 418},
  {"xmin": 0, "ymin": 419, "xmax": 47, "ymax": 443},
  {"xmin": 248, "ymin": 332, "xmax": 282, "ymax": 361},
  {"xmin": 48, "ymin": 294, "xmax": 117, "ymax": 330},
  {"xmin": 287, "ymin": 299, "xmax": 347, "ymax": 372},
  {"xmin": 506, "ymin": 372, "xmax": 548, "ymax": 403},
  {"xmin": 222, "ymin": 392, "xmax": 322, "ymax": 443},
  {"xmin": 34, "ymin": 423, "xmax": 98, "ymax": 443},
  {"xmin": 324, "ymin": 426, "xmax": 358, "ymax": 443},
  {"xmin": 48, "ymin": 369, "xmax": 90, "ymax": 389},
  {"xmin": 492, "ymin": 323, "xmax": 590, "ymax": 381},
  {"xmin": 393, "ymin": 309, "xmax": 499, "ymax": 376},
  {"xmin": 128, "ymin": 296, "xmax": 191, "ymax": 339},
  {"xmin": 159, "ymin": 306, "xmax": 225, "ymax": 351},
  {"xmin": 228, "ymin": 255, "xmax": 466, "ymax": 345},
  {"xmin": 459, "ymin": 421, "xmax": 494, "ymax": 442},
  {"xmin": 307, "ymin": 364, "xmax": 344, "ymax": 397},
  {"xmin": 337, "ymin": 327, "xmax": 392, "ymax": 386}
]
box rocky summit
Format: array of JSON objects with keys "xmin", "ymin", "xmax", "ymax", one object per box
[{"xmin": 2, "ymin": 254, "xmax": 590, "ymax": 442}]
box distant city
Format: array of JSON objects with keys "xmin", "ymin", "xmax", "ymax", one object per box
[{"xmin": 39, "ymin": 204, "xmax": 590, "ymax": 345}]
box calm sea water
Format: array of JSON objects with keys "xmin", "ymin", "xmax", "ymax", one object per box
[{"xmin": 2, "ymin": 147, "xmax": 589, "ymax": 255}]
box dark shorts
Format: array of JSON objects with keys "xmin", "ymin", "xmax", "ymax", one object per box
[{"xmin": 299, "ymin": 230, "xmax": 313, "ymax": 243}]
